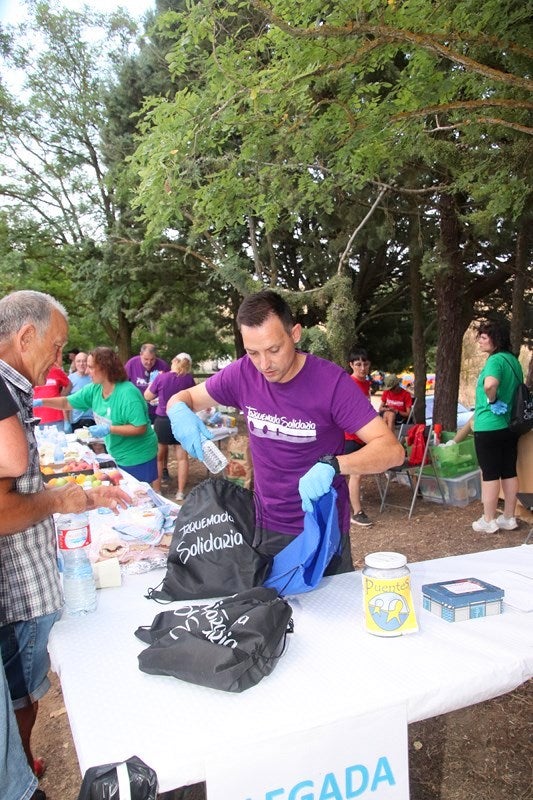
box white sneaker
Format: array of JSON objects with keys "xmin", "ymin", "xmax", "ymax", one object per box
[
  {"xmin": 472, "ymin": 516, "xmax": 499, "ymax": 534},
  {"xmin": 175, "ymin": 491, "xmax": 185, "ymax": 502},
  {"xmin": 496, "ymin": 514, "xmax": 518, "ymax": 530}
]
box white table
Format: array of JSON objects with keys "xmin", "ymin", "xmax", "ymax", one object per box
[{"xmin": 48, "ymin": 545, "xmax": 533, "ymax": 793}]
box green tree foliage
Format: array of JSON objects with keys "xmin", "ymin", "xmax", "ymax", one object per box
[
  {"xmin": 0, "ymin": 1, "xmax": 232, "ymax": 362},
  {"xmin": 130, "ymin": 0, "xmax": 532, "ymax": 426}
]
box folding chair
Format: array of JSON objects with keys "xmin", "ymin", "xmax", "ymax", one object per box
[
  {"xmin": 378, "ymin": 422, "xmax": 445, "ymax": 518},
  {"xmin": 516, "ymin": 493, "xmax": 533, "ymax": 544}
]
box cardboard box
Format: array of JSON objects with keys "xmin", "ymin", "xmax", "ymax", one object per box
[{"xmin": 422, "ymin": 578, "xmax": 504, "ymax": 622}]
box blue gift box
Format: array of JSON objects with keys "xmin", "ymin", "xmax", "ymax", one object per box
[{"xmin": 422, "ymin": 578, "xmax": 504, "ymax": 622}]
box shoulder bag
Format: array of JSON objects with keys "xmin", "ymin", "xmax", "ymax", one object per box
[{"xmin": 500, "ymin": 354, "xmax": 533, "ymax": 436}]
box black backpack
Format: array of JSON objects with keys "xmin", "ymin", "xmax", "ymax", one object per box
[
  {"xmin": 135, "ymin": 587, "xmax": 293, "ymax": 692},
  {"xmin": 501, "ymin": 354, "xmax": 533, "ymax": 436},
  {"xmin": 148, "ymin": 478, "xmax": 271, "ymax": 601}
]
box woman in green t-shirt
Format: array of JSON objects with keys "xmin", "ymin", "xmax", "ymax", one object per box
[
  {"xmin": 472, "ymin": 320, "xmax": 522, "ymax": 534},
  {"xmin": 38, "ymin": 347, "xmax": 158, "ymax": 485}
]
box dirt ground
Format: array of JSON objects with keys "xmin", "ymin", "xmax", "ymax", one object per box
[{"xmin": 33, "ymin": 457, "xmax": 532, "ymax": 800}]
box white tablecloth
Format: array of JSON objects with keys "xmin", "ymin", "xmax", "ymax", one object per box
[{"xmin": 48, "ymin": 545, "xmax": 533, "ymax": 792}]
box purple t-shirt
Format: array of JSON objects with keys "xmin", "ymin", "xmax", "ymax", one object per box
[
  {"xmin": 206, "ymin": 353, "xmax": 377, "ymax": 537},
  {"xmin": 149, "ymin": 371, "xmax": 196, "ymax": 417},
  {"xmin": 124, "ymin": 356, "xmax": 170, "ymax": 393}
]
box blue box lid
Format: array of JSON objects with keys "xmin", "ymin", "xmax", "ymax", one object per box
[{"xmin": 422, "ymin": 578, "xmax": 504, "ymax": 607}]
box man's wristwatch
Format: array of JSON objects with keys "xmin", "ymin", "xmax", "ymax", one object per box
[{"xmin": 318, "ymin": 454, "xmax": 341, "ymax": 474}]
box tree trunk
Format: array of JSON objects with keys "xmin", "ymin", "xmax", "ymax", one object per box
[
  {"xmin": 326, "ymin": 275, "xmax": 358, "ymax": 366},
  {"xmin": 408, "ymin": 205, "xmax": 428, "ymax": 424},
  {"xmin": 510, "ymin": 209, "xmax": 532, "ymax": 356},
  {"xmin": 433, "ymin": 193, "xmax": 471, "ymax": 431},
  {"xmin": 109, "ymin": 309, "xmax": 134, "ymax": 363}
]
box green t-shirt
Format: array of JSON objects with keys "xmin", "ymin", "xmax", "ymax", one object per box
[
  {"xmin": 69, "ymin": 381, "xmax": 158, "ymax": 466},
  {"xmin": 474, "ymin": 352, "xmax": 523, "ymax": 432}
]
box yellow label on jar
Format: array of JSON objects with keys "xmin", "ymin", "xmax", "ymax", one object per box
[{"xmin": 362, "ymin": 574, "xmax": 419, "ymax": 636}]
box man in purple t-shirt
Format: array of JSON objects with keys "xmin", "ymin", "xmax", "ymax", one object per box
[
  {"xmin": 124, "ymin": 343, "xmax": 170, "ymax": 421},
  {"xmin": 167, "ymin": 291, "xmax": 403, "ymax": 573}
]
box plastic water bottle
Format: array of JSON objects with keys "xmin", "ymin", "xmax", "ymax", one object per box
[
  {"xmin": 53, "ymin": 440, "xmax": 65, "ymax": 467},
  {"xmin": 56, "ymin": 512, "xmax": 97, "ymax": 616},
  {"xmin": 201, "ymin": 438, "xmax": 228, "ymax": 474}
]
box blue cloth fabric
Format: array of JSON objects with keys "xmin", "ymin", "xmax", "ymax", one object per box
[
  {"xmin": 264, "ymin": 488, "xmax": 341, "ymax": 595},
  {"xmin": 0, "ymin": 662, "xmax": 37, "ymax": 800},
  {"xmin": 69, "ymin": 372, "xmax": 94, "ymax": 425}
]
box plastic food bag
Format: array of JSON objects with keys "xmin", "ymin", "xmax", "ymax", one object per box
[{"xmin": 77, "ymin": 755, "xmax": 157, "ymax": 800}]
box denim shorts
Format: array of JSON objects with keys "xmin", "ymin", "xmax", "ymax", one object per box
[
  {"xmin": 0, "ymin": 610, "xmax": 61, "ymax": 709},
  {"xmin": 0, "ymin": 662, "xmax": 37, "ymax": 800}
]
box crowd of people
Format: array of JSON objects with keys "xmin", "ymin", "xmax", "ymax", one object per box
[
  {"xmin": 343, "ymin": 319, "xmax": 526, "ymax": 534},
  {"xmin": 0, "ymin": 287, "xmax": 527, "ymax": 800},
  {"xmin": 32, "ymin": 341, "xmax": 198, "ymax": 503}
]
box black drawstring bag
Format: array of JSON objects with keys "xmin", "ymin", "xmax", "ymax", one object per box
[
  {"xmin": 135, "ymin": 587, "xmax": 293, "ymax": 693},
  {"xmin": 500, "ymin": 354, "xmax": 533, "ymax": 436},
  {"xmin": 148, "ymin": 478, "xmax": 272, "ymax": 602},
  {"xmin": 77, "ymin": 755, "xmax": 157, "ymax": 800}
]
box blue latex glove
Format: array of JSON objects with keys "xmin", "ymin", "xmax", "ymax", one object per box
[
  {"xmin": 88, "ymin": 423, "xmax": 111, "ymax": 438},
  {"xmin": 63, "ymin": 421, "xmax": 73, "ymax": 434},
  {"xmin": 489, "ymin": 400, "xmax": 508, "ymax": 415},
  {"xmin": 149, "ymin": 370, "xmax": 160, "ymax": 382},
  {"xmin": 33, "ymin": 398, "xmax": 43, "ymax": 407},
  {"xmin": 298, "ymin": 462, "xmax": 335, "ymax": 513},
  {"xmin": 167, "ymin": 401, "xmax": 213, "ymax": 461}
]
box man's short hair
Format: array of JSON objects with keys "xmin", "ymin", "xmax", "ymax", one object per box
[
  {"xmin": 236, "ymin": 290, "xmax": 294, "ymax": 333},
  {"xmin": 140, "ymin": 343, "xmax": 158, "ymax": 356},
  {"xmin": 0, "ymin": 290, "xmax": 67, "ymax": 341}
]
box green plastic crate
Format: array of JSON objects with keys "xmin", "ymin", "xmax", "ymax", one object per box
[{"xmin": 430, "ymin": 436, "xmax": 478, "ymax": 478}]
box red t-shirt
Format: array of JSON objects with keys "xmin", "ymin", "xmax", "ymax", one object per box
[
  {"xmin": 34, "ymin": 366, "xmax": 70, "ymax": 423},
  {"xmin": 345, "ymin": 375, "xmax": 371, "ymax": 443},
  {"xmin": 381, "ymin": 388, "xmax": 413, "ymax": 417}
]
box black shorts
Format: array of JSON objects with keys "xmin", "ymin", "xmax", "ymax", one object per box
[
  {"xmin": 474, "ymin": 428, "xmax": 519, "ymax": 482},
  {"xmin": 253, "ymin": 526, "xmax": 354, "ymax": 575},
  {"xmin": 153, "ymin": 415, "xmax": 181, "ymax": 446}
]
